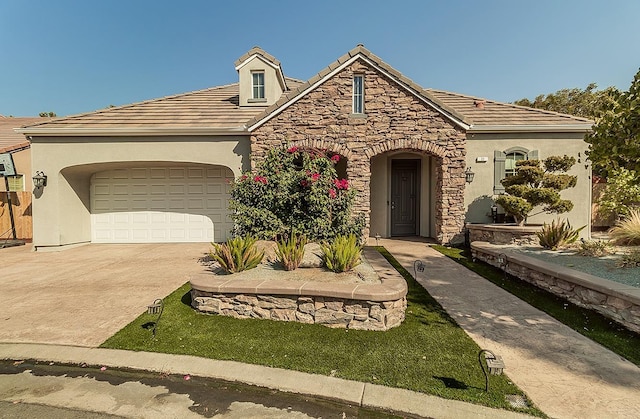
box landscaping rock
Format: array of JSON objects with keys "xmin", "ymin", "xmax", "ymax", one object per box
[{"xmin": 299, "ymin": 243, "xmax": 323, "ymax": 268}]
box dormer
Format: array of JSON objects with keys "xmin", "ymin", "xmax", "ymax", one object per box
[{"xmin": 235, "ymin": 47, "xmax": 288, "ymax": 107}]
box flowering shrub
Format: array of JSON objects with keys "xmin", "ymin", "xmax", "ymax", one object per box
[{"xmin": 230, "ymin": 147, "xmax": 364, "ymax": 241}]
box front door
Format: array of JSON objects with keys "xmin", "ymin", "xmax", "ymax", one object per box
[{"xmin": 391, "ymin": 160, "xmax": 419, "ymax": 236}]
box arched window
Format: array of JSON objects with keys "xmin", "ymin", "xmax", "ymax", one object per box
[{"xmin": 494, "ymin": 147, "xmax": 538, "ymax": 193}]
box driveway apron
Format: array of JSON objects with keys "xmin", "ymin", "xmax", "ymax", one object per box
[{"xmin": 0, "ymin": 243, "xmax": 211, "ymax": 347}]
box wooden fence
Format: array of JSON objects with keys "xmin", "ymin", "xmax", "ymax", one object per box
[{"xmin": 0, "ymin": 191, "xmax": 32, "ymax": 240}]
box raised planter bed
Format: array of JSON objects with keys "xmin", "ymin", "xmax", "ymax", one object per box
[
  {"xmin": 190, "ymin": 248, "xmax": 408, "ymax": 331},
  {"xmin": 467, "ymin": 223, "xmax": 542, "ymax": 245},
  {"xmin": 471, "ymin": 241, "xmax": 640, "ymax": 333}
]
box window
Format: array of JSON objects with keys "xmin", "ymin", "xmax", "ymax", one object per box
[
  {"xmin": 252, "ymin": 71, "xmax": 265, "ymax": 100},
  {"xmin": 353, "ymin": 75, "xmax": 364, "ymax": 114},
  {"xmin": 494, "ymin": 148, "xmax": 538, "ymax": 193},
  {"xmin": 6, "ymin": 175, "xmax": 24, "ymax": 192},
  {"xmin": 504, "ymin": 151, "xmax": 526, "ymax": 177}
]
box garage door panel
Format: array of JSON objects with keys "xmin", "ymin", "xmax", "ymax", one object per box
[{"xmin": 91, "ymin": 166, "xmax": 231, "ymax": 243}]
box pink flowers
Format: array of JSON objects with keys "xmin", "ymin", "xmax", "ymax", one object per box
[
  {"xmin": 253, "ymin": 175, "xmax": 268, "ymax": 184},
  {"xmin": 331, "ymin": 154, "xmax": 340, "ymax": 163},
  {"xmin": 334, "ymin": 179, "xmax": 349, "ymax": 190},
  {"xmin": 287, "ymin": 146, "xmax": 298, "ymax": 153},
  {"xmin": 300, "ymin": 180, "xmax": 308, "ymax": 187},
  {"xmin": 311, "ymin": 173, "xmax": 321, "ymax": 182},
  {"xmin": 328, "ymin": 188, "xmax": 337, "ymax": 199}
]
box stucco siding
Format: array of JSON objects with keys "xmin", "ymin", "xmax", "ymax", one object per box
[
  {"xmin": 465, "ymin": 132, "xmax": 591, "ymax": 235},
  {"xmin": 30, "ymin": 136, "xmax": 249, "ymax": 247}
]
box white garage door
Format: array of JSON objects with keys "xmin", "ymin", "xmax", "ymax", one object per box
[{"xmin": 90, "ymin": 166, "xmax": 233, "ymax": 243}]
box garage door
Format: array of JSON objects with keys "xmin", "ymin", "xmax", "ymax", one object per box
[{"xmin": 90, "ymin": 166, "xmax": 234, "ymax": 243}]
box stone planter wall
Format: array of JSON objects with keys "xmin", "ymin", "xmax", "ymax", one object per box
[
  {"xmin": 467, "ymin": 223, "xmax": 542, "ymax": 245},
  {"xmin": 471, "ymin": 242, "xmax": 640, "ymax": 333},
  {"xmin": 191, "ymin": 292, "xmax": 406, "ymax": 331}
]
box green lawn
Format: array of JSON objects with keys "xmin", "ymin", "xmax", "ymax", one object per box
[
  {"xmin": 433, "ymin": 245, "xmax": 640, "ymax": 366},
  {"xmin": 101, "ymin": 248, "xmax": 543, "ymax": 416}
]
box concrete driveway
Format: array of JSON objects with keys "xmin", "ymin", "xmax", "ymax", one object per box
[{"xmin": 0, "ymin": 243, "xmax": 212, "ymax": 347}]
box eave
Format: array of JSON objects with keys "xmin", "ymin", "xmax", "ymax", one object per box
[{"xmin": 15, "ymin": 126, "xmax": 249, "ymax": 137}]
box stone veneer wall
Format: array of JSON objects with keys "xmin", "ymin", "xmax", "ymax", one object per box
[
  {"xmin": 467, "ymin": 224, "xmax": 542, "ymax": 245},
  {"xmin": 471, "ymin": 242, "xmax": 640, "ymax": 334},
  {"xmin": 250, "ymin": 59, "xmax": 467, "ymax": 244},
  {"xmin": 191, "ymin": 292, "xmax": 407, "ymax": 331}
]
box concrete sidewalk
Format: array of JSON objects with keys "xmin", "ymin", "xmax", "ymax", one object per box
[
  {"xmin": 0, "ymin": 343, "xmax": 532, "ymax": 419},
  {"xmin": 381, "ymin": 238, "xmax": 640, "ymax": 419}
]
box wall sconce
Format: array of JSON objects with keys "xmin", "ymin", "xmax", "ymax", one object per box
[
  {"xmin": 32, "ymin": 171, "xmax": 47, "ymax": 188},
  {"xmin": 465, "ymin": 167, "xmax": 475, "ymax": 183}
]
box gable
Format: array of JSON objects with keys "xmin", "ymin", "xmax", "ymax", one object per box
[{"xmin": 246, "ymin": 46, "xmax": 470, "ymax": 132}]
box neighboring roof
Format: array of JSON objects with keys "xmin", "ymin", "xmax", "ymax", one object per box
[
  {"xmin": 0, "ymin": 117, "xmax": 46, "ymax": 153},
  {"xmin": 18, "ymin": 45, "xmax": 592, "ymax": 137}
]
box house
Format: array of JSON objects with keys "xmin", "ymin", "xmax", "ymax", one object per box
[
  {"xmin": 18, "ymin": 45, "xmax": 593, "ymax": 250},
  {"xmin": 1, "ymin": 116, "xmax": 48, "ymax": 241}
]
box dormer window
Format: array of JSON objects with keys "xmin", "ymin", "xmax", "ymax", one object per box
[
  {"xmin": 353, "ymin": 74, "xmax": 364, "ymax": 114},
  {"xmin": 252, "ymin": 71, "xmax": 265, "ymax": 100}
]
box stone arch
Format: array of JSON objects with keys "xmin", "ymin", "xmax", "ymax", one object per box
[
  {"xmin": 288, "ymin": 138, "xmax": 354, "ymax": 160},
  {"xmin": 364, "ymin": 139, "xmax": 448, "ymax": 159}
]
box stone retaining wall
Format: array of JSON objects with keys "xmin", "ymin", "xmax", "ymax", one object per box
[
  {"xmin": 191, "ymin": 292, "xmax": 406, "ymax": 331},
  {"xmin": 467, "ymin": 224, "xmax": 542, "ymax": 245},
  {"xmin": 471, "ymin": 242, "xmax": 640, "ymax": 333}
]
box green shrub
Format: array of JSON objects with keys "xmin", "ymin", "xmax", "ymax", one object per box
[
  {"xmin": 210, "ymin": 235, "xmax": 264, "ymax": 273},
  {"xmin": 275, "ymin": 231, "xmax": 307, "ymax": 271},
  {"xmin": 230, "ymin": 147, "xmax": 364, "ymax": 241},
  {"xmin": 536, "ymin": 218, "xmax": 585, "ymax": 250},
  {"xmin": 577, "ymin": 239, "xmax": 614, "ymax": 257},
  {"xmin": 618, "ymin": 248, "xmax": 640, "ymax": 268},
  {"xmin": 321, "ymin": 234, "xmax": 362, "ymax": 273},
  {"xmin": 495, "ymin": 156, "xmax": 577, "ymax": 225},
  {"xmin": 598, "ymin": 168, "xmax": 640, "ymax": 219},
  {"xmin": 609, "ymin": 209, "xmax": 640, "ymax": 245}
]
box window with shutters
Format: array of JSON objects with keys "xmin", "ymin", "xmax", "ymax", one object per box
[{"xmin": 494, "ymin": 148, "xmax": 538, "ymax": 194}]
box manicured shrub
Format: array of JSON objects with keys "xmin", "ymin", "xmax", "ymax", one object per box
[
  {"xmin": 321, "ymin": 234, "xmax": 362, "ymax": 273},
  {"xmin": 598, "ymin": 168, "xmax": 640, "ymax": 219},
  {"xmin": 609, "ymin": 209, "xmax": 640, "ymax": 245},
  {"xmin": 230, "ymin": 147, "xmax": 364, "ymax": 241},
  {"xmin": 210, "ymin": 235, "xmax": 264, "ymax": 273},
  {"xmin": 495, "ymin": 156, "xmax": 577, "ymax": 225},
  {"xmin": 536, "ymin": 218, "xmax": 585, "ymax": 250},
  {"xmin": 275, "ymin": 231, "xmax": 307, "ymax": 271}
]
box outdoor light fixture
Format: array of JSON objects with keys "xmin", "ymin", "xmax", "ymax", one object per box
[
  {"xmin": 146, "ymin": 298, "xmax": 164, "ymax": 337},
  {"xmin": 414, "ymin": 260, "xmax": 425, "ymax": 278},
  {"xmin": 465, "ymin": 167, "xmax": 475, "ymax": 183},
  {"xmin": 478, "ymin": 349, "xmax": 505, "ymax": 392},
  {"xmin": 375, "ymin": 233, "xmax": 381, "ymax": 246},
  {"xmin": 32, "ymin": 171, "xmax": 47, "ymax": 188}
]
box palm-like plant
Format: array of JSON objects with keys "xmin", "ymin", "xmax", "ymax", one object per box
[
  {"xmin": 321, "ymin": 234, "xmax": 362, "ymax": 273},
  {"xmin": 536, "ymin": 218, "xmax": 585, "ymax": 250},
  {"xmin": 210, "ymin": 235, "xmax": 264, "ymax": 273}
]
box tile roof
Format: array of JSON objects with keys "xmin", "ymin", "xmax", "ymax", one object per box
[
  {"xmin": 426, "ymin": 89, "xmax": 593, "ymax": 129},
  {"xmin": 19, "ymin": 46, "xmax": 592, "ymax": 136},
  {"xmin": 0, "ymin": 117, "xmax": 47, "ymax": 153}
]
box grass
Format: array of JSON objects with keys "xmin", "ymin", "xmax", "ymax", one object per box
[
  {"xmin": 101, "ymin": 247, "xmax": 543, "ymax": 416},
  {"xmin": 433, "ymin": 245, "xmax": 640, "ymax": 366}
]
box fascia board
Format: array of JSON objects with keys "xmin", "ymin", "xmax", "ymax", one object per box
[
  {"xmin": 468, "ymin": 124, "xmax": 593, "ymax": 134},
  {"xmin": 15, "ymin": 127, "xmax": 249, "ymax": 137}
]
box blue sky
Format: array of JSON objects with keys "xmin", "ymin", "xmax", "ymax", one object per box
[{"xmin": 1, "ymin": 0, "xmax": 638, "ymax": 117}]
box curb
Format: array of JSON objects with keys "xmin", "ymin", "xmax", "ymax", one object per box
[{"xmin": 0, "ymin": 342, "xmax": 534, "ymax": 419}]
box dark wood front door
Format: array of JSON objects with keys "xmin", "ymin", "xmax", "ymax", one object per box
[{"xmin": 391, "ymin": 160, "xmax": 419, "ymax": 236}]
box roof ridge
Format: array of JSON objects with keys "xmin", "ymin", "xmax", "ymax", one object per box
[
  {"xmin": 23, "ymin": 83, "xmax": 241, "ymax": 129},
  {"xmin": 426, "ymin": 88, "xmax": 593, "ymax": 123}
]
